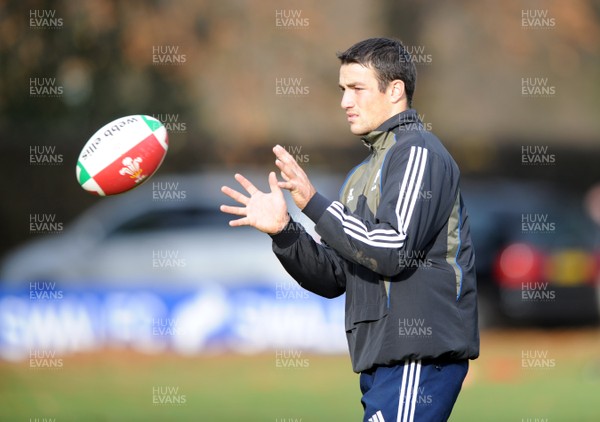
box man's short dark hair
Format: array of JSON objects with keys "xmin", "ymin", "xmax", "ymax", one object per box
[{"xmin": 337, "ymin": 38, "xmax": 417, "ymax": 108}]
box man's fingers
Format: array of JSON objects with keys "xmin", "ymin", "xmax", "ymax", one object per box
[
  {"xmin": 274, "ymin": 145, "xmax": 301, "ymax": 173},
  {"xmin": 221, "ymin": 185, "xmax": 250, "ymax": 206},
  {"xmin": 274, "ymin": 152, "xmax": 296, "ymax": 168},
  {"xmin": 278, "ymin": 181, "xmax": 294, "ymax": 191},
  {"xmin": 278, "ymin": 169, "xmax": 291, "ymax": 182},
  {"xmin": 275, "ymin": 156, "xmax": 301, "ymax": 183},
  {"xmin": 228, "ymin": 217, "xmax": 249, "ymax": 227},
  {"xmin": 219, "ymin": 204, "xmax": 247, "ymax": 216},
  {"xmin": 270, "ymin": 171, "xmax": 295, "ymax": 197},
  {"xmin": 273, "ymin": 144, "xmax": 293, "ymax": 162},
  {"xmin": 268, "ymin": 171, "xmax": 281, "ymax": 192},
  {"xmin": 220, "ymin": 171, "xmax": 290, "ymax": 233},
  {"xmin": 234, "ymin": 173, "xmax": 260, "ymax": 196}
]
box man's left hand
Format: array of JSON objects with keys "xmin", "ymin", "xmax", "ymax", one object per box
[{"xmin": 273, "ymin": 144, "xmax": 316, "ymax": 210}]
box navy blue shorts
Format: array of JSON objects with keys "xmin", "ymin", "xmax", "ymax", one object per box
[{"xmin": 360, "ymin": 359, "xmax": 468, "ymax": 422}]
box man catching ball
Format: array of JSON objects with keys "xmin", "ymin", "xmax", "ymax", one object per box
[{"xmin": 221, "ymin": 37, "xmax": 479, "ymax": 422}]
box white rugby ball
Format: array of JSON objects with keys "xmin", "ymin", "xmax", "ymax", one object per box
[{"xmin": 76, "ymin": 115, "xmax": 168, "ymax": 196}]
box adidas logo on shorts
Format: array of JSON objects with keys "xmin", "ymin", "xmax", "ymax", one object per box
[{"xmin": 368, "ymin": 410, "xmax": 385, "ymax": 422}]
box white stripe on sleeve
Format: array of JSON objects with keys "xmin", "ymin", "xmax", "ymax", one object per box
[{"xmin": 326, "ymin": 146, "xmax": 428, "ymax": 249}]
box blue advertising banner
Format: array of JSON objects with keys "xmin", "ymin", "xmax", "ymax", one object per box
[{"xmin": 0, "ymin": 282, "xmax": 347, "ymax": 361}]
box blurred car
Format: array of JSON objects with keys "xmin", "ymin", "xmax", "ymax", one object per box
[
  {"xmin": 3, "ymin": 170, "xmax": 598, "ymax": 327},
  {"xmin": 0, "ymin": 170, "xmax": 343, "ymax": 288},
  {"xmin": 463, "ymin": 179, "xmax": 600, "ymax": 326}
]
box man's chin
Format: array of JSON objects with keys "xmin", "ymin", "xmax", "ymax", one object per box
[{"xmin": 349, "ymin": 124, "xmax": 370, "ymax": 136}]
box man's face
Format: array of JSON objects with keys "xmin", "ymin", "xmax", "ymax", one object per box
[{"xmin": 339, "ymin": 63, "xmax": 394, "ymax": 136}]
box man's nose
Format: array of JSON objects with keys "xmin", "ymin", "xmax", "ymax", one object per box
[{"xmin": 341, "ymin": 91, "xmax": 354, "ymax": 109}]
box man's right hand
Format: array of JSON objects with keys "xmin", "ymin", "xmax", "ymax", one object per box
[{"xmin": 220, "ymin": 172, "xmax": 290, "ymax": 235}]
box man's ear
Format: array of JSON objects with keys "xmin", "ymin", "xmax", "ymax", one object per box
[{"xmin": 389, "ymin": 80, "xmax": 405, "ymax": 104}]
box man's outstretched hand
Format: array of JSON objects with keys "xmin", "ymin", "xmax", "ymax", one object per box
[{"xmin": 220, "ymin": 172, "xmax": 290, "ymax": 234}]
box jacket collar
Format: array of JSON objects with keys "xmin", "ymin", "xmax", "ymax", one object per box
[{"xmin": 361, "ymin": 109, "xmax": 421, "ymax": 151}]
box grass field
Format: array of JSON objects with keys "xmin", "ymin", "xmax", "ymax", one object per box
[{"xmin": 1, "ymin": 329, "xmax": 599, "ymax": 421}]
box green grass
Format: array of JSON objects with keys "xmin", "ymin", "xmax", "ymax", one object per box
[
  {"xmin": 453, "ymin": 357, "xmax": 600, "ymax": 421},
  {"xmin": 1, "ymin": 329, "xmax": 599, "ymax": 421},
  {"xmin": 0, "ymin": 352, "xmax": 362, "ymax": 421},
  {"xmin": 452, "ymin": 328, "xmax": 600, "ymax": 421}
]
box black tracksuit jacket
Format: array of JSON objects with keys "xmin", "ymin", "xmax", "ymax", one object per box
[{"xmin": 271, "ymin": 109, "xmax": 480, "ymax": 373}]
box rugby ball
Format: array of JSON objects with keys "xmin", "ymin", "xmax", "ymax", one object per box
[{"xmin": 76, "ymin": 115, "xmax": 168, "ymax": 196}]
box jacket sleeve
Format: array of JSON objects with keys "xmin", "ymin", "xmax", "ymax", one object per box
[
  {"xmin": 303, "ymin": 145, "xmax": 456, "ymax": 278},
  {"xmin": 270, "ymin": 219, "xmax": 347, "ymax": 298}
]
